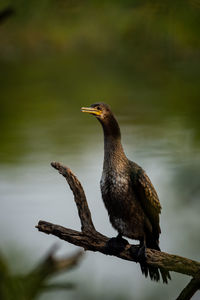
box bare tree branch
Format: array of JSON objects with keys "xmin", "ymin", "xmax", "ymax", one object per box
[
  {"xmin": 36, "ymin": 220, "xmax": 200, "ymax": 279},
  {"xmin": 51, "ymin": 162, "xmax": 95, "ymax": 233},
  {"xmin": 36, "ymin": 162, "xmax": 200, "ymax": 299},
  {"xmin": 26, "ymin": 246, "xmax": 83, "ymax": 285},
  {"xmin": 176, "ymin": 277, "xmax": 200, "ymax": 300}
]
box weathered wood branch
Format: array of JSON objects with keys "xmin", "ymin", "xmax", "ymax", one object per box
[
  {"xmin": 36, "ymin": 162, "xmax": 200, "ymax": 299},
  {"xmin": 176, "ymin": 277, "xmax": 200, "ymax": 300},
  {"xmin": 51, "ymin": 162, "xmax": 95, "ymax": 233},
  {"xmin": 37, "ymin": 220, "xmax": 200, "ymax": 279}
]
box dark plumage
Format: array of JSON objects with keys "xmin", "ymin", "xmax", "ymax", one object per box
[{"xmin": 81, "ymin": 103, "xmax": 171, "ymax": 283}]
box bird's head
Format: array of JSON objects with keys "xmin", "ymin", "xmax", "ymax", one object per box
[
  {"xmin": 81, "ymin": 103, "xmax": 112, "ymax": 121},
  {"xmin": 81, "ymin": 102, "xmax": 121, "ymax": 138}
]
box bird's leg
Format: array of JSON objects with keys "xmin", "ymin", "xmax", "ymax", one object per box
[
  {"xmin": 137, "ymin": 238, "xmax": 147, "ymax": 262},
  {"xmin": 129, "ymin": 237, "xmax": 147, "ymax": 263},
  {"xmin": 104, "ymin": 233, "xmax": 128, "ymax": 255}
]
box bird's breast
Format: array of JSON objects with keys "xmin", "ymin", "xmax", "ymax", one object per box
[
  {"xmin": 100, "ymin": 169, "xmax": 130, "ymax": 196},
  {"xmin": 100, "ymin": 167, "xmax": 146, "ymax": 239}
]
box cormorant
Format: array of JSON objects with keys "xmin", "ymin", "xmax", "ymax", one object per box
[{"xmin": 81, "ymin": 103, "xmax": 171, "ymax": 283}]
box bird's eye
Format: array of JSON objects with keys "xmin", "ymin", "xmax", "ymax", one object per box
[{"xmin": 96, "ymin": 106, "xmax": 101, "ymax": 110}]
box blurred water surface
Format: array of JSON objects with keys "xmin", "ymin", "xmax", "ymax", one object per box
[{"xmin": 0, "ymin": 1, "xmax": 200, "ymax": 299}]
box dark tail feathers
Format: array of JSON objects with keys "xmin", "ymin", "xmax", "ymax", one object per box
[
  {"xmin": 140, "ymin": 242, "xmax": 171, "ymax": 284},
  {"xmin": 140, "ymin": 262, "xmax": 171, "ymax": 284}
]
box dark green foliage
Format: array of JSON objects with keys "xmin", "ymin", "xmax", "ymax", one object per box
[{"xmin": 0, "ymin": 249, "xmax": 80, "ymax": 300}]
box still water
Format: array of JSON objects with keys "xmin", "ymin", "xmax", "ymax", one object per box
[
  {"xmin": 0, "ymin": 1, "xmax": 200, "ymax": 298},
  {"xmin": 0, "ymin": 90, "xmax": 200, "ymax": 299}
]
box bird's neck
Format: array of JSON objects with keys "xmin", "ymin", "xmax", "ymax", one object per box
[
  {"xmin": 100, "ymin": 117, "xmax": 128, "ymax": 170},
  {"xmin": 104, "ymin": 136, "xmax": 126, "ymax": 164}
]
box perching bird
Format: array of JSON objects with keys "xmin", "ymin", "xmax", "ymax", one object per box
[{"xmin": 81, "ymin": 103, "xmax": 171, "ymax": 283}]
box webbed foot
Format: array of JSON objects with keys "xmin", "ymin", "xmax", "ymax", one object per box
[{"xmin": 105, "ymin": 233, "xmax": 128, "ymax": 255}]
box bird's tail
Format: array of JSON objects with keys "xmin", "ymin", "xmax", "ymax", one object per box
[{"xmin": 140, "ymin": 241, "xmax": 171, "ymax": 284}]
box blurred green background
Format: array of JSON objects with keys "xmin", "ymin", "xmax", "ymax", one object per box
[{"xmin": 0, "ymin": 0, "xmax": 200, "ymax": 299}]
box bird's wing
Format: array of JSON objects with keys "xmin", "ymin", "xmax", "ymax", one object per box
[{"xmin": 130, "ymin": 163, "xmax": 161, "ymax": 236}]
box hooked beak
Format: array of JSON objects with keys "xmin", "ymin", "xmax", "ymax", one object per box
[{"xmin": 81, "ymin": 106, "xmax": 102, "ymax": 116}]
